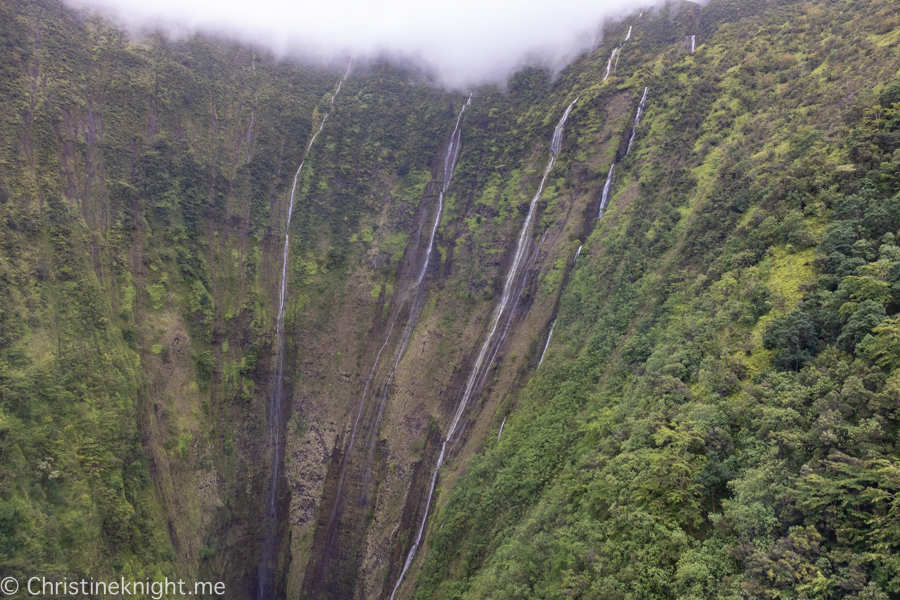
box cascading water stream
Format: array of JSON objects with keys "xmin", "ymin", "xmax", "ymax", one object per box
[
  {"xmin": 573, "ymin": 245, "xmax": 583, "ymax": 266},
  {"xmin": 388, "ymin": 97, "xmax": 578, "ymax": 600},
  {"xmin": 361, "ymin": 93, "xmax": 473, "ymax": 489},
  {"xmin": 597, "ymin": 164, "xmax": 615, "ymax": 220},
  {"xmin": 497, "ymin": 416, "xmax": 506, "ymax": 441},
  {"xmin": 691, "ymin": 35, "xmax": 696, "ymax": 53},
  {"xmin": 603, "ymin": 23, "xmax": 635, "ymax": 82},
  {"xmin": 257, "ymin": 62, "xmax": 350, "ymax": 600},
  {"xmin": 604, "ymin": 47, "xmax": 618, "ymax": 80},
  {"xmin": 309, "ymin": 94, "xmax": 473, "ymax": 594},
  {"xmin": 538, "ymin": 322, "xmax": 555, "ymax": 366},
  {"xmin": 635, "ymin": 86, "xmax": 649, "ymax": 126},
  {"xmin": 626, "ymin": 87, "xmax": 650, "ymax": 155}
]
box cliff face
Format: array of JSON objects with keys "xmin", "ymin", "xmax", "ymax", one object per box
[{"xmin": 2, "ymin": 0, "xmax": 900, "ymax": 599}]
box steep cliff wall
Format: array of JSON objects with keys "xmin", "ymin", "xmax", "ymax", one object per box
[{"xmin": 2, "ymin": 0, "xmax": 900, "ymax": 599}]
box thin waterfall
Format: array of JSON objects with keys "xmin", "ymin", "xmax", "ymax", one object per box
[
  {"xmin": 420, "ymin": 94, "xmax": 472, "ymax": 287},
  {"xmin": 604, "ymin": 22, "xmax": 637, "ymax": 81},
  {"xmin": 257, "ymin": 62, "xmax": 350, "ymax": 600},
  {"xmin": 573, "ymin": 245, "xmax": 582, "ymax": 266},
  {"xmin": 361, "ymin": 94, "xmax": 473, "ymax": 488},
  {"xmin": 635, "ymin": 87, "xmax": 649, "ymax": 126},
  {"xmin": 538, "ymin": 323, "xmax": 555, "ymax": 366},
  {"xmin": 597, "ymin": 164, "xmax": 615, "ymax": 220},
  {"xmin": 497, "ymin": 416, "xmax": 507, "ymax": 441},
  {"xmin": 691, "ymin": 35, "xmax": 696, "ymax": 53},
  {"xmin": 389, "ymin": 97, "xmax": 578, "ymax": 600},
  {"xmin": 311, "ymin": 94, "xmax": 472, "ymax": 592},
  {"xmin": 626, "ymin": 87, "xmax": 649, "ymax": 155},
  {"xmin": 604, "ymin": 47, "xmax": 618, "ymax": 80}
]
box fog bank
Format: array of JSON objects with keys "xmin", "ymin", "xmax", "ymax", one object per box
[{"xmin": 66, "ymin": 0, "xmax": 665, "ymax": 87}]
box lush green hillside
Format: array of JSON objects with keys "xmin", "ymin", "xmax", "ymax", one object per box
[
  {"xmin": 409, "ymin": 1, "xmax": 900, "ymax": 598},
  {"xmin": 1, "ymin": 0, "xmax": 900, "ymax": 598}
]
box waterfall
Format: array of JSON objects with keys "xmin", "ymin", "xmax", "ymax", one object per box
[
  {"xmin": 691, "ymin": 35, "xmax": 696, "ymax": 53},
  {"xmin": 361, "ymin": 93, "xmax": 473, "ymax": 488},
  {"xmin": 312, "ymin": 94, "xmax": 473, "ymax": 588},
  {"xmin": 538, "ymin": 323, "xmax": 555, "ymax": 366},
  {"xmin": 497, "ymin": 416, "xmax": 506, "ymax": 441},
  {"xmin": 604, "ymin": 23, "xmax": 634, "ymax": 80},
  {"xmin": 258, "ymin": 62, "xmax": 351, "ymax": 600},
  {"xmin": 635, "ymin": 86, "xmax": 649, "ymax": 126},
  {"xmin": 626, "ymin": 87, "xmax": 649, "ymax": 155},
  {"xmin": 597, "ymin": 164, "xmax": 615, "ymax": 220},
  {"xmin": 604, "ymin": 47, "xmax": 618, "ymax": 80},
  {"xmin": 573, "ymin": 245, "xmax": 582, "ymax": 266},
  {"xmin": 388, "ymin": 97, "xmax": 578, "ymax": 600}
]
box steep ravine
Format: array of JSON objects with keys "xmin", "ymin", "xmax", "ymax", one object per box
[
  {"xmin": 259, "ymin": 65, "xmax": 352, "ymax": 600},
  {"xmin": 299, "ymin": 95, "xmax": 472, "ymax": 600},
  {"xmin": 280, "ymin": 28, "xmax": 652, "ymax": 597}
]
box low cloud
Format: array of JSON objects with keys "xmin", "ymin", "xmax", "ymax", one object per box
[{"xmin": 66, "ymin": 0, "xmax": 662, "ymax": 87}]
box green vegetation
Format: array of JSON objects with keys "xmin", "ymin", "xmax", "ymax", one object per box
[
  {"xmin": 0, "ymin": 0, "xmax": 458, "ymax": 591},
  {"xmin": 2, "ymin": 0, "xmax": 900, "ymax": 597},
  {"xmin": 410, "ymin": 1, "xmax": 900, "ymax": 598}
]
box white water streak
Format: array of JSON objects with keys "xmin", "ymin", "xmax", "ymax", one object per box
[
  {"xmin": 419, "ymin": 94, "xmax": 472, "ymax": 287},
  {"xmin": 691, "ymin": 35, "xmax": 696, "ymax": 53},
  {"xmin": 497, "ymin": 416, "xmax": 506, "ymax": 441},
  {"xmin": 259, "ymin": 61, "xmax": 350, "ymax": 600},
  {"xmin": 626, "ymin": 86, "xmax": 649, "ymax": 155},
  {"xmin": 603, "ymin": 47, "xmax": 618, "ymax": 80},
  {"xmin": 597, "ymin": 164, "xmax": 615, "ymax": 220},
  {"xmin": 538, "ymin": 323, "xmax": 555, "ymax": 366},
  {"xmin": 573, "ymin": 244, "xmax": 582, "ymax": 266},
  {"xmin": 635, "ymin": 86, "xmax": 649, "ymax": 125},
  {"xmin": 316, "ymin": 95, "xmax": 473, "ymax": 554},
  {"xmin": 362, "ymin": 94, "xmax": 473, "ymax": 482},
  {"xmin": 625, "ymin": 25, "xmax": 632, "ymax": 41},
  {"xmin": 389, "ymin": 98, "xmax": 578, "ymax": 600}
]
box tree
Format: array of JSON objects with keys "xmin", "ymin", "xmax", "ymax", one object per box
[
  {"xmin": 838, "ymin": 300, "xmax": 886, "ymax": 353},
  {"xmin": 763, "ymin": 309, "xmax": 818, "ymax": 371},
  {"xmin": 859, "ymin": 316, "xmax": 900, "ymax": 371}
]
